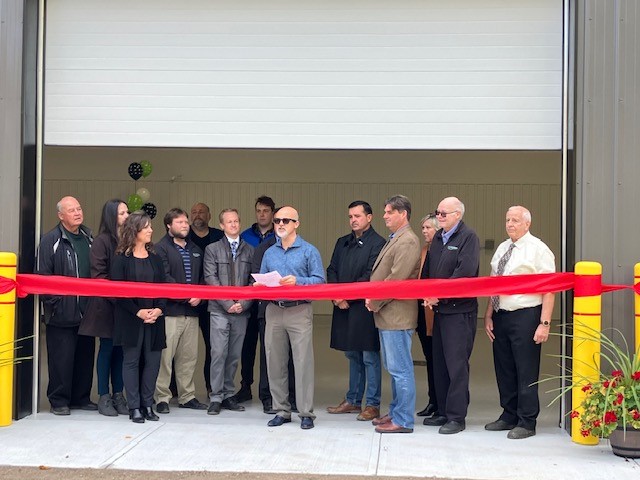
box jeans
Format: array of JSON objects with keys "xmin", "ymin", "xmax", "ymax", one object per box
[
  {"xmin": 96, "ymin": 337, "xmax": 124, "ymax": 396},
  {"xmin": 345, "ymin": 350, "xmax": 381, "ymax": 407},
  {"xmin": 379, "ymin": 329, "xmax": 416, "ymax": 429}
]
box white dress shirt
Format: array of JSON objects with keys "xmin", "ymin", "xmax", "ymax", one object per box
[{"xmin": 490, "ymin": 231, "xmax": 556, "ymax": 311}]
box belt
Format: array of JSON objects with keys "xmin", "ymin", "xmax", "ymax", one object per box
[{"xmin": 271, "ymin": 300, "xmax": 309, "ymax": 308}]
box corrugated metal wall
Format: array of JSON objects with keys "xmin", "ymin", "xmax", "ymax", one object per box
[
  {"xmin": 0, "ymin": 0, "xmax": 23, "ymax": 254},
  {"xmin": 575, "ymin": 0, "xmax": 640, "ymax": 337}
]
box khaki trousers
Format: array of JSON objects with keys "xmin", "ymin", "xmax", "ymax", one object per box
[
  {"xmin": 155, "ymin": 315, "xmax": 199, "ymax": 405},
  {"xmin": 265, "ymin": 303, "xmax": 315, "ymax": 419}
]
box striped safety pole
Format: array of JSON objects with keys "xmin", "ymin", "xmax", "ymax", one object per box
[{"xmin": 0, "ymin": 252, "xmax": 17, "ymax": 426}]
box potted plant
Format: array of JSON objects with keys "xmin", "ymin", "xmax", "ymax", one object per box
[{"xmin": 550, "ymin": 327, "xmax": 640, "ymax": 458}]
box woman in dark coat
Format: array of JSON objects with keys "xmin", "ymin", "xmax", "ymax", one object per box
[
  {"xmin": 111, "ymin": 212, "xmax": 166, "ymax": 423},
  {"xmin": 80, "ymin": 199, "xmax": 129, "ymax": 416}
]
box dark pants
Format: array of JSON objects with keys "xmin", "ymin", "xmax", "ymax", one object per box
[
  {"xmin": 45, "ymin": 324, "xmax": 95, "ymax": 409},
  {"xmin": 239, "ymin": 304, "xmax": 260, "ymax": 389},
  {"xmin": 122, "ymin": 327, "xmax": 162, "ymax": 410},
  {"xmin": 96, "ymin": 337, "xmax": 124, "ymax": 396},
  {"xmin": 432, "ymin": 309, "xmax": 477, "ymax": 423},
  {"xmin": 416, "ymin": 307, "xmax": 437, "ymax": 409},
  {"xmin": 492, "ymin": 306, "xmax": 542, "ymax": 430},
  {"xmin": 198, "ymin": 308, "xmax": 212, "ymax": 392},
  {"xmin": 259, "ymin": 317, "xmax": 295, "ymax": 404}
]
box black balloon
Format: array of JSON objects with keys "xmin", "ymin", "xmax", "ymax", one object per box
[
  {"xmin": 142, "ymin": 202, "xmax": 157, "ymax": 219},
  {"xmin": 128, "ymin": 162, "xmax": 143, "ymax": 181}
]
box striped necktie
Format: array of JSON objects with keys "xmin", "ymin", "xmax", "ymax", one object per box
[{"xmin": 491, "ymin": 243, "xmax": 515, "ymax": 312}]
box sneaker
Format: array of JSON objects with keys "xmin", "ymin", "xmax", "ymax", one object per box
[{"xmin": 98, "ymin": 394, "xmax": 118, "ymax": 417}]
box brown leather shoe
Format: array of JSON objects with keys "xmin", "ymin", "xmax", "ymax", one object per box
[
  {"xmin": 357, "ymin": 406, "xmax": 380, "ymax": 421},
  {"xmin": 371, "ymin": 413, "xmax": 392, "ymax": 426},
  {"xmin": 375, "ymin": 422, "xmax": 413, "ymax": 434},
  {"xmin": 326, "ymin": 400, "xmax": 361, "ymax": 414}
]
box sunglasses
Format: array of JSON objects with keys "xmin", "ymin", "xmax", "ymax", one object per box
[
  {"xmin": 435, "ymin": 210, "xmax": 458, "ymax": 218},
  {"xmin": 273, "ymin": 217, "xmax": 298, "ymax": 225}
]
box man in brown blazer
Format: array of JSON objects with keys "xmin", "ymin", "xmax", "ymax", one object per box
[{"xmin": 365, "ymin": 195, "xmax": 421, "ymax": 433}]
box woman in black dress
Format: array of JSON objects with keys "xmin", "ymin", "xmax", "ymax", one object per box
[{"xmin": 111, "ymin": 212, "xmax": 166, "ymax": 423}]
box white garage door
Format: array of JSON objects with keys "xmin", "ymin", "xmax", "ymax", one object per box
[{"xmin": 44, "ymin": 0, "xmax": 562, "ymax": 149}]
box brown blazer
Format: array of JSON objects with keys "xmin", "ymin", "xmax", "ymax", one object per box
[{"xmin": 369, "ymin": 224, "xmax": 421, "ymax": 330}]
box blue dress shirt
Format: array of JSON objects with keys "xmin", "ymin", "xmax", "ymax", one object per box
[{"xmin": 260, "ymin": 235, "xmax": 325, "ymax": 285}]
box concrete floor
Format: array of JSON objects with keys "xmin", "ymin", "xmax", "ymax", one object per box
[{"xmin": 1, "ymin": 318, "xmax": 637, "ymax": 478}]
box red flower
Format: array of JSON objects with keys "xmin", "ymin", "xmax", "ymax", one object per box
[
  {"xmin": 632, "ymin": 371, "xmax": 640, "ymax": 381},
  {"xmin": 604, "ymin": 411, "xmax": 618, "ymax": 424},
  {"xmin": 633, "ymin": 410, "xmax": 640, "ymax": 421},
  {"xmin": 614, "ymin": 393, "xmax": 624, "ymax": 405},
  {"xmin": 612, "ymin": 370, "xmax": 624, "ymax": 378},
  {"xmin": 581, "ymin": 429, "xmax": 591, "ymax": 437},
  {"xmin": 570, "ymin": 410, "xmax": 580, "ymax": 419},
  {"xmin": 593, "ymin": 419, "xmax": 601, "ymax": 427},
  {"xmin": 603, "ymin": 380, "xmax": 610, "ymax": 388},
  {"xmin": 582, "ymin": 384, "xmax": 592, "ymax": 392}
]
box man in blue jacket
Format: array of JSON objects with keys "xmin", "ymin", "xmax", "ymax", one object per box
[{"xmin": 37, "ymin": 196, "xmax": 96, "ymax": 415}]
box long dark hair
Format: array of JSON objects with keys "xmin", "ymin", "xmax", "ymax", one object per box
[
  {"xmin": 98, "ymin": 198, "xmax": 126, "ymax": 243},
  {"xmin": 116, "ymin": 212, "xmax": 154, "ymax": 256}
]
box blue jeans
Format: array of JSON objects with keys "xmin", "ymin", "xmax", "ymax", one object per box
[
  {"xmin": 96, "ymin": 337, "xmax": 124, "ymax": 396},
  {"xmin": 344, "ymin": 350, "xmax": 381, "ymax": 408},
  {"xmin": 379, "ymin": 329, "xmax": 416, "ymax": 429}
]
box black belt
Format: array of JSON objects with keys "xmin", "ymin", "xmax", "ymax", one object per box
[{"xmin": 271, "ymin": 300, "xmax": 309, "ymax": 308}]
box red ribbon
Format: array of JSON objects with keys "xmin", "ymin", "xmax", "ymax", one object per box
[{"xmin": 0, "ymin": 273, "xmax": 638, "ymax": 301}]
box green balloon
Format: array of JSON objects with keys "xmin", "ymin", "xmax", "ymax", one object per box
[
  {"xmin": 127, "ymin": 194, "xmax": 143, "ymax": 212},
  {"xmin": 141, "ymin": 160, "xmax": 153, "ymax": 178}
]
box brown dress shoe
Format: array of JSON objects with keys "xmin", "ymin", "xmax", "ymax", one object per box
[
  {"xmin": 326, "ymin": 400, "xmax": 361, "ymax": 414},
  {"xmin": 371, "ymin": 414, "xmax": 392, "ymax": 426},
  {"xmin": 357, "ymin": 406, "xmax": 380, "ymax": 421},
  {"xmin": 375, "ymin": 422, "xmax": 413, "ymax": 434}
]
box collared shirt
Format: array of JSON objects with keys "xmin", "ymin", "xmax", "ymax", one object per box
[
  {"xmin": 490, "ymin": 231, "xmax": 556, "ymax": 311},
  {"xmin": 260, "ymin": 235, "xmax": 325, "ymax": 285},
  {"xmin": 172, "ymin": 241, "xmax": 193, "ymax": 284},
  {"xmin": 441, "ymin": 221, "xmax": 460, "ymax": 245}
]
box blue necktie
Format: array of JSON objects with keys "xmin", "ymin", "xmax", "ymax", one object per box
[{"xmin": 230, "ymin": 241, "xmax": 238, "ymax": 260}]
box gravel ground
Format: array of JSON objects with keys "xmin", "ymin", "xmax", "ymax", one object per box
[{"xmin": 0, "ymin": 467, "xmax": 469, "ymax": 480}]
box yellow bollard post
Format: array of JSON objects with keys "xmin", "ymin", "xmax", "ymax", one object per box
[
  {"xmin": 572, "ymin": 261, "xmax": 602, "ymax": 445},
  {"xmin": 635, "ymin": 264, "xmax": 640, "ymax": 354},
  {"xmin": 0, "ymin": 252, "xmax": 17, "ymax": 427}
]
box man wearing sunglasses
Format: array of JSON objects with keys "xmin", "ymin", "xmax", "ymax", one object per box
[
  {"xmin": 259, "ymin": 206, "xmax": 325, "ymax": 430},
  {"xmin": 423, "ymin": 197, "xmax": 480, "ymax": 435},
  {"xmin": 365, "ymin": 195, "xmax": 421, "ymax": 434}
]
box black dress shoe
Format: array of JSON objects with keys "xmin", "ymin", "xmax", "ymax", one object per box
[
  {"xmin": 267, "ymin": 415, "xmax": 291, "ymax": 427},
  {"xmin": 129, "ymin": 408, "xmax": 145, "ymax": 424},
  {"xmin": 50, "ymin": 406, "xmax": 70, "ymax": 416},
  {"xmin": 141, "ymin": 406, "xmax": 159, "ymax": 421},
  {"xmin": 207, "ymin": 401, "xmax": 222, "ymax": 415},
  {"xmin": 71, "ymin": 401, "xmax": 98, "ymax": 411},
  {"xmin": 416, "ymin": 404, "xmax": 437, "ymax": 417},
  {"xmin": 179, "ymin": 398, "xmax": 208, "ymax": 410},
  {"xmin": 230, "ymin": 385, "xmax": 252, "ymax": 403},
  {"xmin": 221, "ymin": 397, "xmax": 245, "ymax": 411},
  {"xmin": 439, "ymin": 420, "xmax": 465, "ymax": 434},
  {"xmin": 507, "ymin": 426, "xmax": 536, "ymax": 439},
  {"xmin": 263, "ymin": 401, "xmax": 277, "ymax": 414},
  {"xmin": 485, "ymin": 419, "xmax": 516, "ymax": 431},
  {"xmin": 423, "ymin": 415, "xmax": 447, "ymax": 426},
  {"xmin": 300, "ymin": 417, "xmax": 314, "ymax": 430},
  {"xmin": 156, "ymin": 401, "xmax": 170, "ymax": 414}
]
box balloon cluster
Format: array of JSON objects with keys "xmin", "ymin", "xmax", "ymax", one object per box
[{"xmin": 127, "ymin": 161, "xmax": 157, "ymax": 219}]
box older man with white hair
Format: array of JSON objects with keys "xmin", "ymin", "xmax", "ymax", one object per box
[{"xmin": 483, "ymin": 206, "xmax": 555, "ymax": 440}]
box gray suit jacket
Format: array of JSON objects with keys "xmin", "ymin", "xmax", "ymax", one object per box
[{"xmin": 369, "ymin": 224, "xmax": 421, "ymax": 330}]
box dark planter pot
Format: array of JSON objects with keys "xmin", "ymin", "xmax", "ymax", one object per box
[{"xmin": 609, "ymin": 426, "xmax": 640, "ymax": 458}]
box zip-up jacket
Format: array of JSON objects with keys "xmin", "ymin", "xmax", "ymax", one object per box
[{"xmin": 36, "ymin": 223, "xmax": 93, "ymax": 326}]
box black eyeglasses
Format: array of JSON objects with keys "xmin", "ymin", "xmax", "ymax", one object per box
[
  {"xmin": 273, "ymin": 218, "xmax": 297, "ymax": 225},
  {"xmin": 435, "ymin": 210, "xmax": 458, "ymax": 218}
]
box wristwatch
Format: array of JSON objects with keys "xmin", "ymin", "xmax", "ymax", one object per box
[{"xmin": 540, "ymin": 320, "xmax": 550, "ymax": 327}]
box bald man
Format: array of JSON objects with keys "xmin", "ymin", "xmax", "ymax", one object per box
[
  {"xmin": 37, "ymin": 196, "xmax": 96, "ymax": 415},
  {"xmin": 259, "ymin": 206, "xmax": 325, "ymax": 430},
  {"xmin": 483, "ymin": 206, "xmax": 555, "ymax": 440},
  {"xmin": 423, "ymin": 196, "xmax": 480, "ymax": 434}
]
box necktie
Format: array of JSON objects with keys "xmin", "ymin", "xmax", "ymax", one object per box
[
  {"xmin": 491, "ymin": 243, "xmax": 516, "ymax": 312},
  {"xmin": 230, "ymin": 241, "xmax": 238, "ymax": 260}
]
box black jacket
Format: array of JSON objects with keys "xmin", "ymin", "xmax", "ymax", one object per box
[
  {"xmin": 37, "ymin": 223, "xmax": 93, "ymax": 327},
  {"xmin": 110, "ymin": 253, "xmax": 167, "ymax": 350},
  {"xmin": 327, "ymin": 227, "xmax": 386, "ymax": 351},
  {"xmin": 425, "ymin": 221, "xmax": 480, "ymax": 314},
  {"xmin": 252, "ymin": 236, "xmax": 277, "ymax": 320},
  {"xmin": 155, "ymin": 234, "xmax": 204, "ymax": 317}
]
